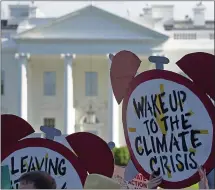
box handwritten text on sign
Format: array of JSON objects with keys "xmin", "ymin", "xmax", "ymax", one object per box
[
  {"xmin": 2, "ymin": 147, "xmax": 83, "ymax": 189},
  {"xmin": 126, "ymin": 79, "xmax": 213, "ymax": 182},
  {"xmin": 127, "ymin": 173, "xmax": 147, "ymax": 189},
  {"xmin": 113, "ymin": 165, "xmax": 147, "ymax": 189}
]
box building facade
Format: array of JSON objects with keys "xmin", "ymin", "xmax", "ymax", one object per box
[{"xmin": 1, "ymin": 2, "xmax": 214, "ymax": 147}]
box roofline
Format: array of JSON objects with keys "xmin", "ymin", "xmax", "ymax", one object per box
[
  {"xmin": 14, "ymin": 4, "xmax": 168, "ymax": 40},
  {"xmin": 9, "ymin": 4, "xmax": 30, "ymax": 8},
  {"xmin": 13, "ymin": 4, "xmax": 94, "ymax": 37},
  {"xmin": 92, "ymin": 5, "xmax": 168, "ymax": 38},
  {"xmin": 173, "ymin": 19, "xmax": 214, "ymax": 22},
  {"xmin": 152, "ymin": 4, "xmax": 174, "ymax": 8},
  {"xmin": 13, "ymin": 37, "xmax": 166, "ymax": 42},
  {"xmin": 170, "ymin": 28, "xmax": 214, "ymax": 31}
]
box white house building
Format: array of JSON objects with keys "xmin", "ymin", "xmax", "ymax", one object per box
[{"xmin": 1, "ymin": 2, "xmax": 214, "ymax": 147}]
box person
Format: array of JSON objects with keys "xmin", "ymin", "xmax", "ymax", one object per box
[
  {"xmin": 198, "ymin": 166, "xmax": 209, "ymax": 189},
  {"xmin": 18, "ymin": 171, "xmax": 56, "ymax": 189},
  {"xmin": 147, "ymin": 166, "xmax": 210, "ymax": 189},
  {"xmin": 146, "ymin": 172, "xmax": 163, "ymax": 189}
]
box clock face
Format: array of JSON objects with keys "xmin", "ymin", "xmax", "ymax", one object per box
[
  {"xmin": 122, "ymin": 70, "xmax": 215, "ymax": 189},
  {"xmin": 1, "ymin": 138, "xmax": 87, "ymax": 189}
]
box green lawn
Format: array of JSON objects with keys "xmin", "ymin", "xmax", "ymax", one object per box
[
  {"xmin": 158, "ymin": 183, "xmax": 199, "ymax": 189},
  {"xmin": 185, "ymin": 183, "xmax": 199, "ymax": 189}
]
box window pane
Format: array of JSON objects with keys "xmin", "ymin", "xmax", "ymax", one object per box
[
  {"xmin": 85, "ymin": 72, "xmax": 98, "ymax": 96},
  {"xmin": 1, "ymin": 70, "xmax": 5, "ymax": 95},
  {"xmin": 43, "ymin": 72, "xmax": 56, "ymax": 96},
  {"xmin": 43, "ymin": 118, "xmax": 55, "ymax": 128}
]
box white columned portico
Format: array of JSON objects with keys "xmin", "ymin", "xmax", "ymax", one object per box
[
  {"xmin": 107, "ymin": 53, "xmax": 120, "ymax": 147},
  {"xmin": 15, "ymin": 53, "xmax": 30, "ymax": 121},
  {"xmin": 61, "ymin": 53, "xmax": 76, "ymax": 135}
]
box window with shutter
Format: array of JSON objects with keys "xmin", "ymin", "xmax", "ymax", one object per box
[{"xmin": 43, "ymin": 118, "xmax": 55, "ymax": 128}]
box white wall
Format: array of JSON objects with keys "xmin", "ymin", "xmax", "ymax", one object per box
[
  {"xmin": 73, "ymin": 56, "xmax": 110, "ymax": 141},
  {"xmin": 28, "ymin": 55, "xmax": 112, "ymax": 141},
  {"xmin": 28, "ymin": 55, "xmax": 65, "ymax": 132}
]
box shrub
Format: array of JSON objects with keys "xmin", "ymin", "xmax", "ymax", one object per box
[{"xmin": 112, "ymin": 147, "xmax": 130, "ymax": 166}]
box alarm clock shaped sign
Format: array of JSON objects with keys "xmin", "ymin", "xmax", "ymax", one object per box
[
  {"xmin": 1, "ymin": 115, "xmax": 114, "ymax": 189},
  {"xmin": 110, "ymin": 51, "xmax": 215, "ymax": 189}
]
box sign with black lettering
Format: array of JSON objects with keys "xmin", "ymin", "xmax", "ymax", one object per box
[
  {"xmin": 110, "ymin": 51, "xmax": 215, "ymax": 188},
  {"xmin": 1, "ymin": 114, "xmax": 115, "ymax": 189},
  {"xmin": 1, "ymin": 138, "xmax": 87, "ymax": 189},
  {"xmin": 122, "ymin": 70, "xmax": 215, "ymax": 188}
]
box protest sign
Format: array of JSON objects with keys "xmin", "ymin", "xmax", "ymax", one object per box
[
  {"xmin": 2, "ymin": 138, "xmax": 87, "ymax": 189},
  {"xmin": 110, "ymin": 51, "xmax": 215, "ymax": 189},
  {"xmin": 112, "ymin": 165, "xmax": 129, "ymax": 189},
  {"xmin": 1, "ymin": 114, "xmax": 114, "ymax": 189},
  {"xmin": 1, "ymin": 165, "xmax": 11, "ymax": 189},
  {"xmin": 127, "ymin": 173, "xmax": 147, "ymax": 189},
  {"xmin": 113, "ymin": 165, "xmax": 147, "ymax": 189},
  {"xmin": 123, "ymin": 71, "xmax": 215, "ymax": 188}
]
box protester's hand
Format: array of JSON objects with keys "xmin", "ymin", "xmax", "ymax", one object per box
[
  {"xmin": 147, "ymin": 172, "xmax": 163, "ymax": 189},
  {"xmin": 198, "ymin": 165, "xmax": 209, "ymax": 189}
]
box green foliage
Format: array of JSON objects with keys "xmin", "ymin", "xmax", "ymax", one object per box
[{"xmin": 112, "ymin": 147, "xmax": 130, "ymax": 166}]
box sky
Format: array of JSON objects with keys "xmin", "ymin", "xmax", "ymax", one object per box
[{"xmin": 1, "ymin": 1, "xmax": 214, "ymax": 20}]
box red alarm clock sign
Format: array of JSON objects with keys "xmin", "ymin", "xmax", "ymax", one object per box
[
  {"xmin": 1, "ymin": 115, "xmax": 114, "ymax": 189},
  {"xmin": 110, "ymin": 51, "xmax": 215, "ymax": 189},
  {"xmin": 2, "ymin": 139, "xmax": 87, "ymax": 189}
]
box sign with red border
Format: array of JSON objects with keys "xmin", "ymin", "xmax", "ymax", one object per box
[
  {"xmin": 1, "ymin": 114, "xmax": 114, "ymax": 189},
  {"xmin": 2, "ymin": 138, "xmax": 87, "ymax": 189},
  {"xmin": 122, "ymin": 70, "xmax": 215, "ymax": 189}
]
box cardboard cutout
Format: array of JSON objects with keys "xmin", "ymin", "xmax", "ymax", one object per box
[
  {"xmin": 1, "ymin": 114, "xmax": 114, "ymax": 189},
  {"xmin": 124, "ymin": 159, "xmax": 139, "ymax": 181},
  {"xmin": 110, "ymin": 51, "xmax": 215, "ymax": 189},
  {"xmin": 207, "ymin": 169, "xmax": 215, "ymax": 188},
  {"xmin": 40, "ymin": 125, "xmax": 61, "ymax": 140},
  {"xmin": 113, "ymin": 165, "xmax": 147, "ymax": 189},
  {"xmin": 127, "ymin": 172, "xmax": 147, "ymax": 189},
  {"xmin": 110, "ymin": 50, "xmax": 141, "ymax": 104},
  {"xmin": 66, "ymin": 132, "xmax": 114, "ymax": 177},
  {"xmin": 1, "ymin": 114, "xmax": 35, "ymax": 153},
  {"xmin": 112, "ymin": 165, "xmax": 129, "ymax": 189},
  {"xmin": 108, "ymin": 141, "xmax": 116, "ymax": 150},
  {"xmin": 1, "ymin": 165, "xmax": 11, "ymax": 189}
]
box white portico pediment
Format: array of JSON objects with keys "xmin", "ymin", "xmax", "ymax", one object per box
[{"xmin": 14, "ymin": 5, "xmax": 168, "ymax": 41}]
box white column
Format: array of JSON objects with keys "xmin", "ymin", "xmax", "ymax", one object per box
[
  {"xmin": 61, "ymin": 53, "xmax": 76, "ymax": 135},
  {"xmin": 107, "ymin": 53, "xmax": 120, "ymax": 147},
  {"xmin": 15, "ymin": 53, "xmax": 30, "ymax": 121}
]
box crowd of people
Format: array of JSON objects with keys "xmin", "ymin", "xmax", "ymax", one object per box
[{"xmin": 17, "ymin": 166, "xmax": 210, "ymax": 189}]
